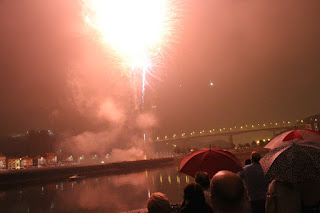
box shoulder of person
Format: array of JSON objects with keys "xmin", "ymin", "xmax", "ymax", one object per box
[{"xmin": 268, "ymin": 179, "xmax": 278, "ymax": 194}]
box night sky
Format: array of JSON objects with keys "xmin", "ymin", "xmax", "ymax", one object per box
[{"xmin": 1, "ymin": 0, "xmax": 320, "ymax": 136}]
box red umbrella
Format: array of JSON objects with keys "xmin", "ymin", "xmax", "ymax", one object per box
[
  {"xmin": 264, "ymin": 129, "xmax": 320, "ymax": 149},
  {"xmin": 179, "ymin": 148, "xmax": 242, "ymax": 178}
]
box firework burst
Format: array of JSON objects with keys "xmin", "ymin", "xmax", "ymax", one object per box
[{"xmin": 82, "ymin": 0, "xmax": 182, "ymax": 110}]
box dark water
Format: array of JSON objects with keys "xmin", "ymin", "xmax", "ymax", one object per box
[{"xmin": 0, "ymin": 166, "xmax": 193, "ymax": 213}]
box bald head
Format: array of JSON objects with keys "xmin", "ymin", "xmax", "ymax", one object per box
[
  {"xmin": 251, "ymin": 151, "xmax": 261, "ymax": 163},
  {"xmin": 210, "ymin": 171, "xmax": 246, "ymax": 212}
]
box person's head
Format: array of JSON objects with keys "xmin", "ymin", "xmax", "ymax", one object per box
[
  {"xmin": 251, "ymin": 151, "xmax": 261, "ymax": 163},
  {"xmin": 195, "ymin": 171, "xmax": 210, "ymax": 190},
  {"xmin": 147, "ymin": 192, "xmax": 171, "ymax": 213},
  {"xmin": 183, "ymin": 183, "xmax": 205, "ymax": 205},
  {"xmin": 244, "ymin": 159, "xmax": 251, "ymax": 165},
  {"xmin": 210, "ymin": 170, "xmax": 247, "ymax": 213}
]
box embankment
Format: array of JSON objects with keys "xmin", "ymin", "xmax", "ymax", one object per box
[{"xmin": 0, "ymin": 157, "xmax": 180, "ymax": 188}]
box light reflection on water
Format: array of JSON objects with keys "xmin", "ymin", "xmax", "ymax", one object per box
[{"xmin": 0, "ymin": 166, "xmax": 194, "ymax": 213}]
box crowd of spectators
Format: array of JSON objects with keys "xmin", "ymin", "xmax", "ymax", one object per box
[{"xmin": 145, "ymin": 151, "xmax": 320, "ymax": 213}]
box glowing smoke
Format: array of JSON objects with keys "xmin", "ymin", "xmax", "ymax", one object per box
[
  {"xmin": 108, "ymin": 147, "xmax": 145, "ymax": 162},
  {"xmin": 57, "ymin": 0, "xmax": 182, "ymax": 161}
]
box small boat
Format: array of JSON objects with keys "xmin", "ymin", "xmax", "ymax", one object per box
[{"xmin": 68, "ymin": 174, "xmax": 85, "ymax": 182}]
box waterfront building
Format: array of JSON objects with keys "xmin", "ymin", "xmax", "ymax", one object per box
[
  {"xmin": 33, "ymin": 155, "xmax": 46, "ymax": 167},
  {"xmin": 45, "ymin": 153, "xmax": 57, "ymax": 167},
  {"xmin": 21, "ymin": 157, "xmax": 33, "ymax": 168},
  {"xmin": 60, "ymin": 155, "xmax": 74, "ymax": 166},
  {"xmin": 7, "ymin": 158, "xmax": 20, "ymax": 169},
  {"xmin": 0, "ymin": 153, "xmax": 6, "ymax": 169}
]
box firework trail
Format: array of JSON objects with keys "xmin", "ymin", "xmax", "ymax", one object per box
[{"xmin": 81, "ymin": 0, "xmax": 182, "ymax": 111}]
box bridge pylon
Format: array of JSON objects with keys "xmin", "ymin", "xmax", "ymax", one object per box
[{"xmin": 229, "ymin": 135, "xmax": 233, "ymax": 145}]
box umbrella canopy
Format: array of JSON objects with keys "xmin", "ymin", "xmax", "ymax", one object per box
[
  {"xmin": 260, "ymin": 141, "xmax": 320, "ymax": 182},
  {"xmin": 179, "ymin": 148, "xmax": 242, "ymax": 178},
  {"xmin": 264, "ymin": 129, "xmax": 320, "ymax": 149}
]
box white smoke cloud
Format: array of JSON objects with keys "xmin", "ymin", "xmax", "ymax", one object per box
[
  {"xmin": 98, "ymin": 99, "xmax": 125, "ymax": 125},
  {"xmin": 108, "ymin": 147, "xmax": 145, "ymax": 162},
  {"xmin": 136, "ymin": 112, "xmax": 157, "ymax": 130}
]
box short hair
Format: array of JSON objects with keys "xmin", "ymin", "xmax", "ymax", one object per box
[
  {"xmin": 244, "ymin": 159, "xmax": 251, "ymax": 165},
  {"xmin": 251, "ymin": 152, "xmax": 261, "ymax": 163},
  {"xmin": 195, "ymin": 171, "xmax": 210, "ymax": 190},
  {"xmin": 183, "ymin": 183, "xmax": 205, "ymax": 204},
  {"xmin": 210, "ymin": 171, "xmax": 246, "ymax": 211},
  {"xmin": 147, "ymin": 192, "xmax": 171, "ymax": 213}
]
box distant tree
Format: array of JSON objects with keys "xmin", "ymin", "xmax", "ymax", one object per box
[
  {"xmin": 186, "ymin": 147, "xmax": 191, "ymax": 153},
  {"xmin": 244, "ymin": 143, "xmax": 250, "ymax": 148},
  {"xmin": 230, "ymin": 142, "xmax": 236, "ymax": 149},
  {"xmin": 259, "ymin": 141, "xmax": 265, "ymax": 147},
  {"xmin": 252, "ymin": 140, "xmax": 257, "ymax": 146}
]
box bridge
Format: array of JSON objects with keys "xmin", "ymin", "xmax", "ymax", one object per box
[{"xmin": 151, "ymin": 120, "xmax": 306, "ymax": 144}]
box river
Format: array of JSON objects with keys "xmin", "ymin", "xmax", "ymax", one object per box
[{"xmin": 0, "ymin": 166, "xmax": 192, "ymax": 213}]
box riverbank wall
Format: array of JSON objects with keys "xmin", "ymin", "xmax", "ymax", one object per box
[
  {"xmin": 0, "ymin": 157, "xmax": 180, "ymax": 188},
  {"xmin": 0, "ymin": 147, "xmax": 268, "ymax": 189}
]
